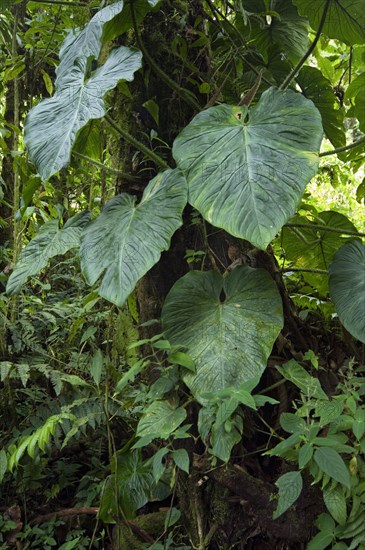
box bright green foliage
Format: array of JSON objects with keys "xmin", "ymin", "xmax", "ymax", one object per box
[
  {"xmin": 80, "ymin": 169, "xmax": 187, "ymax": 306},
  {"xmin": 162, "ymin": 266, "xmax": 283, "ymax": 399},
  {"xmin": 329, "ymin": 241, "xmax": 365, "ymax": 343},
  {"xmin": 173, "ymin": 87, "xmax": 323, "ymax": 249},
  {"xmin": 6, "ymin": 213, "xmax": 90, "ymax": 294}
]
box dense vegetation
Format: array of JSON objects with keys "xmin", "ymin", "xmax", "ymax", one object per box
[{"xmin": 0, "ymin": 0, "xmax": 364, "ymax": 548}]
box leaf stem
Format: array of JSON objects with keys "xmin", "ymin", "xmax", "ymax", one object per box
[
  {"xmin": 284, "ymin": 222, "xmax": 365, "ymax": 238},
  {"xmin": 73, "ymin": 152, "xmax": 141, "ymax": 181},
  {"xmin": 29, "ymin": 0, "xmax": 86, "ymax": 6},
  {"xmin": 279, "ymin": 0, "xmax": 331, "ymax": 90},
  {"xmin": 104, "ymin": 114, "xmax": 169, "ymax": 170},
  {"xmin": 319, "ymin": 136, "xmax": 365, "ymax": 157},
  {"xmin": 282, "ymin": 268, "xmax": 328, "ymax": 274},
  {"xmin": 130, "ymin": 3, "xmax": 201, "ymax": 112}
]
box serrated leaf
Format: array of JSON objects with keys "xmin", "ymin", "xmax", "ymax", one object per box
[
  {"xmin": 173, "ymin": 87, "xmax": 322, "ymax": 249},
  {"xmin": 307, "ymin": 530, "xmax": 335, "ymax": 550},
  {"xmin": 298, "ymin": 443, "xmax": 313, "ymax": 469},
  {"xmin": 315, "ymin": 399, "xmax": 344, "ymax": 425},
  {"xmin": 6, "ymin": 213, "xmax": 90, "ymax": 294},
  {"xmin": 280, "ymin": 412, "xmax": 306, "ymax": 434},
  {"xmin": 81, "ymin": 169, "xmax": 187, "ymax": 306},
  {"xmin": 162, "ymin": 267, "xmax": 283, "ymax": 400},
  {"xmin": 323, "ymin": 485, "xmax": 347, "ymax": 526},
  {"xmin": 329, "ymin": 240, "xmax": 365, "ymax": 343},
  {"xmin": 314, "ymin": 447, "xmax": 350, "ymax": 489},
  {"xmin": 273, "ymin": 471, "xmax": 303, "ymax": 519}
]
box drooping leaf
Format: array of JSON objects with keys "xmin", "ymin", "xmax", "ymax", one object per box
[
  {"xmin": 314, "ymin": 447, "xmax": 351, "ymax": 488},
  {"xmin": 172, "ymin": 449, "xmax": 190, "ymax": 473},
  {"xmin": 329, "ymin": 240, "xmax": 365, "ymax": 343},
  {"xmin": 250, "ymin": 0, "xmax": 309, "ymax": 64},
  {"xmin": 281, "ymin": 211, "xmax": 359, "ymax": 294},
  {"xmin": 297, "ymin": 66, "xmax": 345, "ymax": 149},
  {"xmin": 25, "ymin": 45, "xmax": 142, "ymax": 181},
  {"xmin": 136, "ymin": 400, "xmax": 187, "ymax": 440},
  {"xmin": 323, "ymin": 485, "xmax": 347, "ymax": 526},
  {"xmin": 211, "ymin": 420, "xmax": 242, "ymax": 462},
  {"xmin": 80, "ymin": 169, "xmax": 187, "ymax": 307},
  {"xmin": 273, "ymin": 471, "xmax": 303, "ymax": 519},
  {"xmin": 293, "ymin": 0, "xmax": 365, "ymax": 46},
  {"xmin": 6, "ymin": 213, "xmax": 90, "ymax": 294},
  {"xmin": 276, "ymin": 360, "xmax": 328, "ymax": 400},
  {"xmin": 173, "ymin": 87, "xmax": 323, "ymax": 249},
  {"xmin": 161, "ymin": 266, "xmax": 283, "ymax": 400}
]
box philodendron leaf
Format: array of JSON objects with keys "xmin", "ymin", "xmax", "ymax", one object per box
[
  {"xmin": 80, "ymin": 169, "xmax": 187, "ymax": 307},
  {"xmin": 24, "ymin": 2, "xmax": 142, "ymax": 181},
  {"xmin": 136, "ymin": 400, "xmax": 187, "ymax": 440},
  {"xmin": 173, "ymin": 87, "xmax": 322, "ymax": 249},
  {"xmin": 6, "ymin": 213, "xmax": 90, "ymax": 294},
  {"xmin": 161, "ymin": 266, "xmax": 283, "ymax": 400},
  {"xmin": 293, "ymin": 0, "xmax": 365, "ymax": 46},
  {"xmin": 329, "ymin": 240, "xmax": 365, "ymax": 343}
]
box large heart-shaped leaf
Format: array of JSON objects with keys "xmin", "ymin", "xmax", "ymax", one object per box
[
  {"xmin": 297, "ymin": 66, "xmax": 345, "ymax": 149},
  {"xmin": 25, "ymin": 45, "xmax": 142, "ymax": 181},
  {"xmin": 80, "ymin": 169, "xmax": 187, "ymax": 306},
  {"xmin": 173, "ymin": 87, "xmax": 323, "ymax": 250},
  {"xmin": 6, "ymin": 213, "xmax": 90, "ymax": 294},
  {"xmin": 281, "ymin": 211, "xmax": 359, "ymax": 294},
  {"xmin": 161, "ymin": 266, "xmax": 283, "ymax": 399},
  {"xmin": 250, "ymin": 0, "xmax": 309, "ymax": 64},
  {"xmin": 293, "ymin": 0, "xmax": 365, "ymax": 46},
  {"xmin": 329, "ymin": 240, "xmax": 365, "ymax": 343}
]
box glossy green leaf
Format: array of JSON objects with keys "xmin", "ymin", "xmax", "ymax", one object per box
[
  {"xmin": 162, "ymin": 266, "xmax": 283, "ymax": 400},
  {"xmin": 314, "ymin": 447, "xmax": 350, "ymax": 488},
  {"xmin": 323, "ymin": 485, "xmax": 347, "ymax": 526},
  {"xmin": 329, "ymin": 240, "xmax": 365, "ymax": 343},
  {"xmin": 273, "ymin": 471, "xmax": 303, "ymax": 519},
  {"xmin": 297, "ymin": 66, "xmax": 345, "ymax": 149},
  {"xmin": 293, "ymin": 0, "xmax": 365, "ymax": 45},
  {"xmin": 136, "ymin": 400, "xmax": 187, "ymax": 440},
  {"xmin": 6, "ymin": 213, "xmax": 90, "ymax": 294},
  {"xmin": 80, "ymin": 169, "xmax": 187, "ymax": 306},
  {"xmin": 173, "ymin": 87, "xmax": 322, "ymax": 249}
]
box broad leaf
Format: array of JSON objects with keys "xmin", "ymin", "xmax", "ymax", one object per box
[
  {"xmin": 136, "ymin": 400, "xmax": 187, "ymax": 440},
  {"xmin": 276, "ymin": 360, "xmax": 328, "ymax": 400},
  {"xmin": 161, "ymin": 266, "xmax": 283, "ymax": 400},
  {"xmin": 250, "ymin": 0, "xmax": 309, "ymax": 64},
  {"xmin": 6, "ymin": 213, "xmax": 90, "ymax": 294},
  {"xmin": 314, "ymin": 447, "xmax": 350, "ymax": 488},
  {"xmin": 281, "ymin": 211, "xmax": 359, "ymax": 294},
  {"xmin": 173, "ymin": 87, "xmax": 323, "ymax": 249},
  {"xmin": 80, "ymin": 169, "xmax": 187, "ymax": 306},
  {"xmin": 345, "ymin": 74, "xmax": 365, "ymax": 133},
  {"xmin": 323, "ymin": 485, "xmax": 347, "ymax": 526},
  {"xmin": 293, "ymin": 0, "xmax": 365, "ymax": 46},
  {"xmin": 297, "ymin": 66, "xmax": 345, "ymax": 149},
  {"xmin": 25, "ymin": 46, "xmax": 141, "ymax": 181},
  {"xmin": 211, "ymin": 420, "xmax": 242, "ymax": 462},
  {"xmin": 329, "ymin": 240, "xmax": 365, "ymax": 343},
  {"xmin": 273, "ymin": 471, "xmax": 303, "ymax": 519}
]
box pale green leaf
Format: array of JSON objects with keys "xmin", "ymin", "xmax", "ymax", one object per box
[
  {"xmin": 137, "ymin": 400, "xmax": 187, "ymax": 440},
  {"xmin": 81, "ymin": 169, "xmax": 187, "ymax": 306}
]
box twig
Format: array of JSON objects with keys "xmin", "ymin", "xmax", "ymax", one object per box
[
  {"xmin": 319, "ymin": 136, "xmax": 365, "ymax": 157},
  {"xmin": 282, "ymin": 267, "xmax": 328, "ymax": 275},
  {"xmin": 284, "ymin": 222, "xmax": 365, "ymax": 237},
  {"xmin": 104, "ymin": 114, "xmax": 169, "ymax": 170},
  {"xmin": 73, "ymin": 152, "xmax": 141, "ymax": 181},
  {"xmin": 279, "ymin": 0, "xmax": 331, "ymax": 90}
]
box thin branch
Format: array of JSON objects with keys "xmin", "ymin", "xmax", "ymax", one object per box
[
  {"xmin": 104, "ymin": 114, "xmax": 169, "ymax": 170},
  {"xmin": 279, "ymin": 0, "xmax": 331, "ymax": 90},
  {"xmin": 284, "ymin": 222, "xmax": 365, "ymax": 238},
  {"xmin": 72, "ymin": 152, "xmax": 141, "ymax": 181},
  {"xmin": 29, "ymin": 0, "xmax": 87, "ymax": 6},
  {"xmin": 131, "ymin": 3, "xmax": 201, "ymax": 112},
  {"xmin": 319, "ymin": 135, "xmax": 365, "ymax": 157},
  {"xmin": 282, "ymin": 267, "xmax": 328, "ymax": 274}
]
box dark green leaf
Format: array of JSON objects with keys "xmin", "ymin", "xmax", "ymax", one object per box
[
  {"xmin": 273, "ymin": 471, "xmax": 303, "ymax": 519},
  {"xmin": 314, "ymin": 447, "xmax": 350, "ymax": 488}
]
